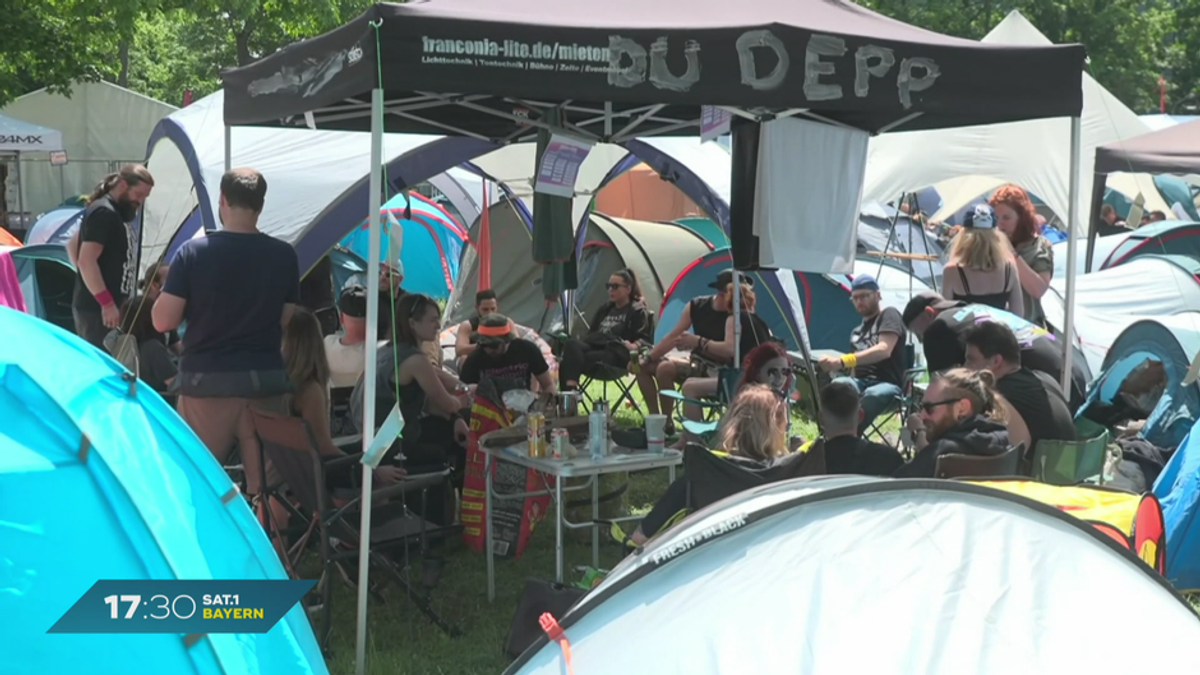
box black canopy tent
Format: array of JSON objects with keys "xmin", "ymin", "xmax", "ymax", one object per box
[
  {"xmin": 1087, "ymin": 120, "xmax": 1200, "ymax": 269},
  {"xmin": 223, "ymin": 0, "xmax": 1085, "ymax": 138},
  {"xmin": 219, "ymin": 1, "xmax": 1086, "ymax": 668}
]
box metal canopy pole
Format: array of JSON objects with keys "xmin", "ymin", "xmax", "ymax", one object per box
[
  {"xmin": 1061, "ymin": 116, "xmax": 1082, "ymax": 393},
  {"xmin": 355, "ymin": 87, "xmax": 384, "ymax": 675}
]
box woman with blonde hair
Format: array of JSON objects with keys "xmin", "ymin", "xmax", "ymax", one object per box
[
  {"xmin": 628, "ymin": 384, "xmax": 790, "ymax": 545},
  {"xmin": 283, "ymin": 307, "xmax": 404, "ymax": 487},
  {"xmin": 990, "ymin": 184, "xmax": 1053, "ymax": 326},
  {"xmin": 941, "ymin": 203, "xmax": 1023, "ymax": 315}
]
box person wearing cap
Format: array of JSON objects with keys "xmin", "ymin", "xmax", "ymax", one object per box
[
  {"xmin": 459, "ymin": 313, "xmax": 555, "ymax": 396},
  {"xmin": 454, "ymin": 289, "xmax": 502, "ymax": 365},
  {"xmin": 324, "ymin": 285, "xmax": 371, "ymax": 389},
  {"xmin": 902, "ymin": 291, "xmax": 1086, "ymax": 411},
  {"xmin": 941, "ymin": 202, "xmax": 1023, "ymax": 316},
  {"xmin": 637, "ymin": 268, "xmax": 741, "ymax": 426},
  {"xmin": 817, "ymin": 274, "xmax": 907, "ymax": 432}
]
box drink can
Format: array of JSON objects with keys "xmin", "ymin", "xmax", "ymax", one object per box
[
  {"xmin": 551, "ymin": 428, "xmax": 570, "ymax": 458},
  {"xmin": 527, "ymin": 413, "xmax": 545, "ymax": 457}
]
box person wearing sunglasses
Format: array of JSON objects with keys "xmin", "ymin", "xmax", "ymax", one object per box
[
  {"xmin": 558, "ymin": 268, "xmax": 654, "ymax": 391},
  {"xmin": 459, "ymin": 312, "xmax": 556, "ymax": 397},
  {"xmin": 894, "ymin": 368, "xmax": 1011, "ymax": 478}
]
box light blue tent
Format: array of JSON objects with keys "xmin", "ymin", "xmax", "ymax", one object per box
[
  {"xmin": 1156, "ymin": 417, "xmax": 1200, "ymax": 592},
  {"xmin": 0, "ymin": 307, "xmax": 327, "ymax": 674},
  {"xmin": 1079, "ymin": 315, "xmax": 1200, "ymax": 450}
]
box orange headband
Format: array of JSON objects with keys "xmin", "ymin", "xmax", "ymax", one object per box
[{"xmin": 477, "ymin": 323, "xmax": 511, "ymax": 337}]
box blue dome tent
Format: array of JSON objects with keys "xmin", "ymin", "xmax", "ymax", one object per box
[
  {"xmin": 338, "ymin": 191, "xmax": 467, "ymax": 299},
  {"xmin": 0, "ymin": 307, "xmax": 327, "ymax": 674},
  {"xmin": 25, "ymin": 206, "xmax": 84, "ymax": 246},
  {"xmin": 1079, "ymin": 315, "xmax": 1200, "ymax": 450},
  {"xmin": 1156, "ymin": 415, "xmax": 1200, "ymax": 592},
  {"xmin": 0, "ymin": 243, "xmax": 76, "ymax": 332}
]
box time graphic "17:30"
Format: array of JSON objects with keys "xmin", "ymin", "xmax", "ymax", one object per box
[{"xmin": 104, "ymin": 594, "xmax": 199, "ymax": 620}]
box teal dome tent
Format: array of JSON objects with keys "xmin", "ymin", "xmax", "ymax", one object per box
[{"xmin": 0, "ymin": 307, "xmax": 327, "ymax": 674}]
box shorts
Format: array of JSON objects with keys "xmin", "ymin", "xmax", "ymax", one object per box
[
  {"xmin": 670, "ymin": 357, "xmax": 717, "ymax": 383},
  {"xmin": 177, "ymin": 393, "xmax": 289, "ymax": 493}
]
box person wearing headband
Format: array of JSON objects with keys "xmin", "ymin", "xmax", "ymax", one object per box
[
  {"xmin": 940, "ymin": 202, "xmax": 1023, "ymax": 315},
  {"xmin": 458, "ymin": 313, "xmax": 556, "ymax": 396},
  {"xmin": 817, "ymin": 274, "xmax": 907, "ymax": 433}
]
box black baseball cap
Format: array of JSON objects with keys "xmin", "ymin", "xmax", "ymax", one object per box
[
  {"xmin": 709, "ymin": 268, "xmax": 754, "ymax": 290},
  {"xmin": 902, "ymin": 291, "xmax": 943, "ymax": 326},
  {"xmin": 338, "ymin": 285, "xmax": 367, "ymax": 318}
]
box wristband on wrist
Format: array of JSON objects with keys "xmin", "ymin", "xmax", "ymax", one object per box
[
  {"xmin": 94, "ymin": 289, "xmax": 115, "ymax": 308},
  {"xmin": 841, "ymin": 353, "xmax": 858, "ymax": 369}
]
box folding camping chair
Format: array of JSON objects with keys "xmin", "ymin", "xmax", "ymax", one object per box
[
  {"xmin": 657, "ymin": 353, "xmax": 739, "ymax": 425},
  {"xmin": 934, "ymin": 443, "xmax": 1024, "ymax": 479},
  {"xmin": 247, "ymin": 409, "xmax": 462, "ymax": 652},
  {"xmin": 580, "ymin": 362, "xmax": 642, "ymax": 415},
  {"xmin": 1032, "ymin": 429, "xmax": 1111, "ymax": 486},
  {"xmin": 612, "ymin": 441, "xmax": 828, "ymax": 548},
  {"xmin": 864, "ymin": 343, "xmax": 925, "ymax": 452}
]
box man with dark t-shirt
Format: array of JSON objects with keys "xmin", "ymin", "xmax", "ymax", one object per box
[
  {"xmin": 903, "ymin": 291, "xmax": 1087, "ymax": 410},
  {"xmin": 818, "ymin": 380, "xmax": 904, "ymax": 476},
  {"xmin": 962, "ymin": 321, "xmax": 1075, "ymax": 453},
  {"xmin": 818, "ymin": 275, "xmax": 907, "ymax": 432},
  {"xmin": 637, "ymin": 268, "xmax": 740, "ymax": 422},
  {"xmin": 459, "ymin": 313, "xmax": 555, "ymax": 395},
  {"xmin": 69, "ymin": 164, "xmax": 154, "ymax": 347},
  {"xmin": 152, "ymin": 168, "xmax": 298, "ymax": 496}
]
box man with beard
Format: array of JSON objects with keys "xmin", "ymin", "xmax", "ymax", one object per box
[
  {"xmin": 894, "ymin": 368, "xmax": 1011, "ymax": 478},
  {"xmin": 69, "ymin": 164, "xmax": 155, "ymax": 347},
  {"xmin": 817, "ymin": 275, "xmax": 907, "ymax": 432}
]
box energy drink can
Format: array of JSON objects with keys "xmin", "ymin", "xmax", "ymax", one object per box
[
  {"xmin": 527, "ymin": 413, "xmax": 546, "ymax": 457},
  {"xmin": 551, "ymin": 428, "xmax": 570, "ymax": 458}
]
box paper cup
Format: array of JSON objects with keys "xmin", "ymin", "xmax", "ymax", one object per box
[{"xmin": 645, "ymin": 414, "xmax": 668, "ymax": 452}]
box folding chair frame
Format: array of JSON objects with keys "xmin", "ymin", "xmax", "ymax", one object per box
[{"xmin": 248, "ymin": 410, "xmax": 464, "ymax": 654}]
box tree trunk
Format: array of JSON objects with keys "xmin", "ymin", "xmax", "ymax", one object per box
[
  {"xmin": 118, "ymin": 39, "xmax": 131, "ymax": 88},
  {"xmin": 236, "ymin": 30, "xmax": 253, "ymax": 66}
]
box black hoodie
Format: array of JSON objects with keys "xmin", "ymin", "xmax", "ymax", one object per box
[{"xmin": 893, "ymin": 414, "xmax": 1011, "ymax": 478}]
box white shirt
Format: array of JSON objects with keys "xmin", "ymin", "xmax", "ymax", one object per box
[{"xmin": 324, "ymin": 334, "xmax": 367, "ymax": 388}]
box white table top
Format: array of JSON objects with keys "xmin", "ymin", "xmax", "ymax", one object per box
[{"xmin": 481, "ymin": 442, "xmax": 682, "ymax": 477}]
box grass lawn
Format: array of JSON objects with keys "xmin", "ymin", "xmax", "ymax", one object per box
[{"xmin": 313, "ymin": 376, "xmax": 820, "ymax": 674}]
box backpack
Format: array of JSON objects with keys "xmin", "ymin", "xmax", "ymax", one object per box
[{"xmin": 104, "ymin": 329, "xmax": 140, "ymax": 373}]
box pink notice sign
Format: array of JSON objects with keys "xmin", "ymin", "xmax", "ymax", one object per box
[{"xmin": 534, "ymin": 133, "xmax": 593, "ymax": 198}]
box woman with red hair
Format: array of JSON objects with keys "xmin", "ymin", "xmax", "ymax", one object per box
[{"xmin": 990, "ymin": 184, "xmax": 1054, "ymax": 327}]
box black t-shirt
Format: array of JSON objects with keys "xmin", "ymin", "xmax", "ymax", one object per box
[
  {"xmin": 996, "ymin": 368, "xmax": 1076, "ymax": 450},
  {"xmin": 164, "ymin": 231, "xmax": 300, "ymax": 373},
  {"xmin": 72, "ymin": 195, "xmax": 137, "ymax": 313},
  {"xmin": 591, "ymin": 301, "xmax": 654, "ymax": 344},
  {"xmin": 823, "ymin": 435, "xmax": 904, "ymax": 477},
  {"xmin": 851, "ymin": 307, "xmax": 906, "ymax": 386},
  {"xmin": 459, "ymin": 338, "xmax": 549, "ymax": 391},
  {"xmin": 689, "ymin": 295, "xmax": 727, "ymax": 342},
  {"xmin": 923, "ymin": 302, "xmax": 1064, "ymax": 382}
]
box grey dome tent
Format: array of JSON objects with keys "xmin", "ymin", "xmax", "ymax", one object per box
[
  {"xmin": 572, "ymin": 214, "xmax": 711, "ymax": 335},
  {"xmin": 508, "ymin": 477, "xmax": 1200, "ymax": 674}
]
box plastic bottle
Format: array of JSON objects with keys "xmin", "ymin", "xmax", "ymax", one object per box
[{"xmin": 589, "ymin": 401, "xmax": 608, "ymax": 460}]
